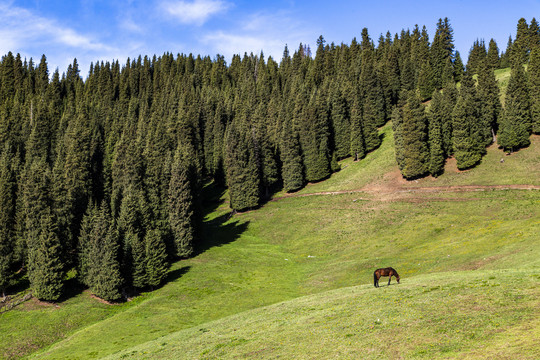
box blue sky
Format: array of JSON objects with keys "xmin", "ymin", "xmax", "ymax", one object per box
[{"xmin": 1, "ymin": 0, "xmax": 539, "ymax": 76}]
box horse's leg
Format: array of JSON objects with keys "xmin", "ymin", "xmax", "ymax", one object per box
[{"xmin": 388, "ymin": 276, "xmax": 391, "ymax": 286}]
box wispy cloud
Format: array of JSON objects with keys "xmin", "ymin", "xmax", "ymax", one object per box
[
  {"xmin": 0, "ymin": 2, "xmax": 111, "ymax": 53},
  {"xmin": 161, "ymin": 0, "xmax": 231, "ymax": 26},
  {"xmin": 202, "ymin": 10, "xmax": 314, "ymax": 60},
  {"xmin": 0, "ymin": 2, "xmax": 118, "ymax": 74}
]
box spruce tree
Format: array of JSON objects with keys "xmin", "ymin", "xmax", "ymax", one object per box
[
  {"xmin": 466, "ymin": 39, "xmax": 487, "ymax": 75},
  {"xmin": 24, "ymin": 158, "xmax": 64, "ymax": 301},
  {"xmin": 394, "ymin": 91, "xmax": 429, "ymax": 179},
  {"xmin": 0, "ymin": 147, "xmax": 16, "ymax": 296},
  {"xmin": 145, "ymin": 228, "xmax": 168, "ymax": 288},
  {"xmin": 513, "ymin": 18, "xmax": 530, "ymax": 64},
  {"xmin": 498, "ymin": 61, "xmax": 532, "ymax": 151},
  {"xmin": 224, "ymin": 118, "xmax": 260, "ymax": 211},
  {"xmin": 441, "ymin": 81, "xmax": 458, "ymax": 156},
  {"xmin": 28, "ymin": 209, "xmax": 64, "ymax": 301},
  {"xmin": 168, "ymin": 144, "xmax": 196, "ymax": 258},
  {"xmin": 453, "ymin": 51, "xmax": 465, "ymax": 82},
  {"xmin": 280, "ymin": 108, "xmax": 304, "ymax": 192},
  {"xmin": 129, "ymin": 231, "xmax": 147, "ymax": 289},
  {"xmin": 528, "ymin": 47, "xmax": 540, "ymax": 134},
  {"xmin": 329, "ymin": 82, "xmax": 350, "ymax": 159},
  {"xmin": 350, "ymin": 94, "xmax": 366, "ymax": 161},
  {"xmin": 431, "ymin": 17, "xmax": 454, "ymax": 89},
  {"xmin": 452, "ymin": 73, "xmax": 484, "ymax": 169},
  {"xmin": 418, "ymin": 61, "xmax": 435, "ymax": 101},
  {"xmin": 486, "ymin": 39, "xmax": 500, "ymax": 69},
  {"xmin": 428, "ymin": 90, "xmax": 445, "ymax": 176},
  {"xmin": 78, "ymin": 203, "xmax": 123, "ymax": 301},
  {"xmin": 477, "ymin": 61, "xmax": 502, "ymax": 145}
]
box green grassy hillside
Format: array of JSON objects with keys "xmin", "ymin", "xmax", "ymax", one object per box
[
  {"xmin": 3, "ymin": 67, "xmax": 540, "ymax": 359},
  {"xmin": 105, "ymin": 270, "xmax": 540, "ymax": 359}
]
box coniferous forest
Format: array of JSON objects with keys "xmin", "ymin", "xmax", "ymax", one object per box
[{"xmin": 0, "ymin": 17, "xmax": 539, "ymax": 302}]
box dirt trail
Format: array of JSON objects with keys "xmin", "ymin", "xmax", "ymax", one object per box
[{"xmin": 272, "ymin": 167, "xmax": 540, "ymax": 204}]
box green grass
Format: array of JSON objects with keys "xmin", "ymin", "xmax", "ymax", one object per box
[
  {"xmin": 3, "ymin": 76, "xmax": 540, "ymax": 359},
  {"xmin": 26, "ymin": 177, "xmax": 540, "ymax": 359},
  {"xmin": 104, "ymin": 270, "xmax": 540, "ymax": 359}
]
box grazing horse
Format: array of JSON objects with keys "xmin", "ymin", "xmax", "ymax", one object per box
[{"xmin": 373, "ymin": 267, "xmax": 400, "ymax": 288}]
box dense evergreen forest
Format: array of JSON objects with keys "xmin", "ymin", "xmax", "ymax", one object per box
[{"xmin": 0, "ymin": 17, "xmax": 539, "ymax": 302}]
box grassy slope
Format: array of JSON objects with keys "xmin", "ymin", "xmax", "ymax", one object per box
[
  {"xmin": 105, "ymin": 270, "xmax": 540, "ymax": 360},
  {"xmin": 3, "ymin": 67, "xmax": 539, "ymax": 359}
]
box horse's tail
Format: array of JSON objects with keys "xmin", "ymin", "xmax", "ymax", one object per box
[{"xmin": 373, "ymin": 271, "xmax": 377, "ymax": 287}]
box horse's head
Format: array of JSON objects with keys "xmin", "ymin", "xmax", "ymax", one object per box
[{"xmin": 396, "ymin": 275, "xmax": 400, "ymax": 284}]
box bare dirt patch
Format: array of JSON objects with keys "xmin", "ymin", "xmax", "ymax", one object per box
[{"xmin": 20, "ymin": 297, "xmax": 60, "ymax": 311}]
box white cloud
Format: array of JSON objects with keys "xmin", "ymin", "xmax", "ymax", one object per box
[
  {"xmin": 161, "ymin": 0, "xmax": 230, "ymax": 25},
  {"xmin": 201, "ymin": 11, "xmax": 314, "ymax": 61},
  {"xmin": 0, "ymin": 2, "xmax": 112, "ymax": 54}
]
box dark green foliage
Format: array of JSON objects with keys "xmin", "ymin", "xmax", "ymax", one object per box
[
  {"xmin": 498, "ymin": 62, "xmax": 531, "ymax": 151},
  {"xmin": 500, "ymin": 36, "xmax": 513, "ymax": 69},
  {"xmin": 393, "ymin": 91, "xmax": 429, "ymax": 179},
  {"xmin": 477, "ymin": 61, "xmax": 502, "ymax": 145},
  {"xmin": 486, "ymin": 39, "xmax": 500, "ymax": 69},
  {"xmin": 350, "ymin": 94, "xmax": 365, "ymax": 161},
  {"xmin": 359, "ymin": 46, "xmax": 386, "ymax": 128},
  {"xmin": 78, "ymin": 203, "xmax": 123, "ymax": 301},
  {"xmin": 428, "ymin": 90, "xmax": 445, "ymax": 176},
  {"xmin": 224, "ymin": 118, "xmax": 260, "ymax": 211},
  {"xmin": 513, "ymin": 18, "xmax": 530, "ymax": 64},
  {"xmin": 452, "ymin": 73, "xmax": 484, "ymax": 169},
  {"xmin": 417, "ymin": 61, "xmax": 434, "ymax": 101},
  {"xmin": 530, "ymin": 18, "xmax": 540, "ymax": 51},
  {"xmin": 529, "ymin": 47, "xmax": 540, "ymax": 134},
  {"xmin": 297, "ymin": 88, "xmax": 331, "ymax": 182},
  {"xmin": 168, "ymin": 145, "xmax": 196, "ymax": 258},
  {"xmin": 144, "ymin": 228, "xmax": 169, "ymax": 288},
  {"xmin": 431, "ymin": 17, "xmax": 454, "ymax": 89},
  {"xmin": 0, "ymin": 147, "xmax": 16, "ymax": 296},
  {"xmin": 467, "ymin": 40, "xmax": 487, "ymax": 75},
  {"xmin": 453, "ymin": 51, "xmax": 465, "ymax": 82},
  {"xmin": 130, "ymin": 231, "xmax": 147, "ymax": 289},
  {"xmin": 441, "ymin": 82, "xmax": 458, "ymax": 156},
  {"xmin": 27, "ymin": 209, "xmax": 64, "ymax": 301},
  {"xmin": 329, "ymin": 83, "xmax": 350, "ymax": 159},
  {"xmin": 24, "ymin": 158, "xmax": 64, "ymax": 301},
  {"xmin": 280, "ymin": 110, "xmax": 304, "ymax": 192}
]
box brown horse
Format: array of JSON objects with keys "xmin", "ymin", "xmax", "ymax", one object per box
[{"xmin": 374, "ymin": 267, "xmax": 400, "ymax": 287}]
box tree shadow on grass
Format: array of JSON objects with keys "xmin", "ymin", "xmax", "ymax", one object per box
[
  {"xmin": 195, "ymin": 212, "xmax": 250, "ymax": 257},
  {"xmin": 165, "ymin": 266, "xmax": 191, "ymax": 283}
]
